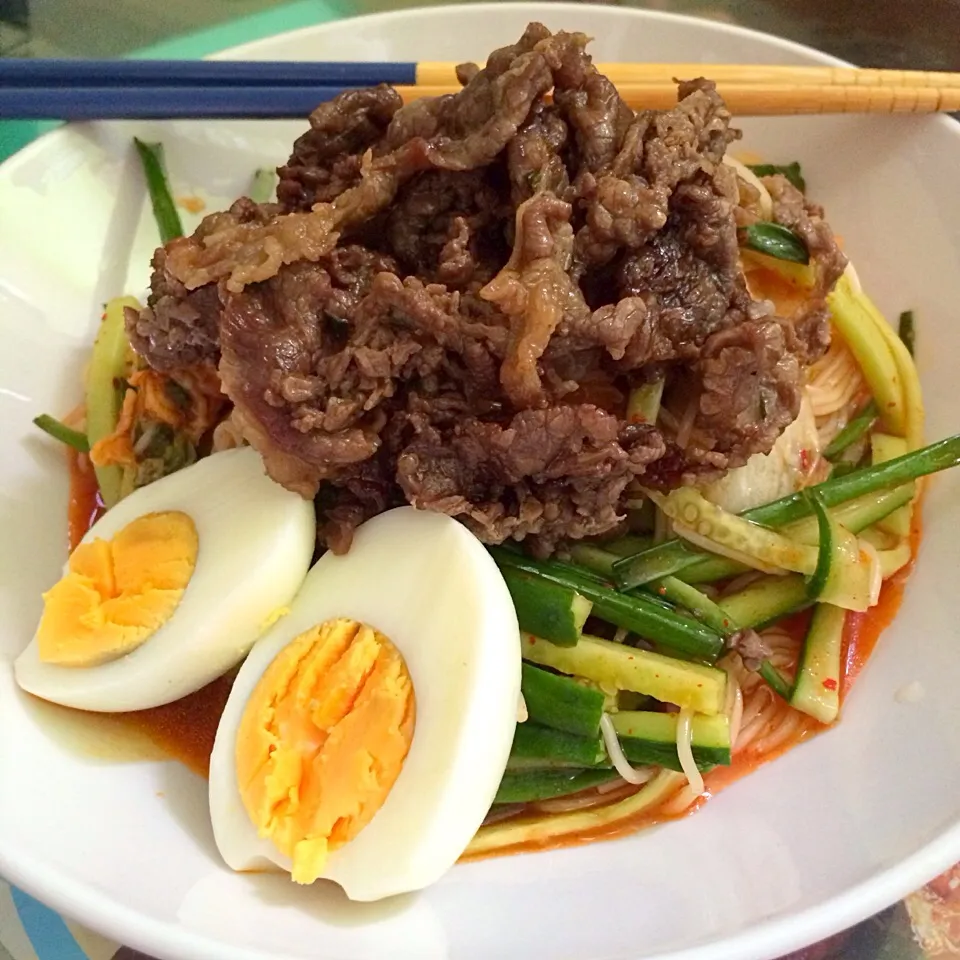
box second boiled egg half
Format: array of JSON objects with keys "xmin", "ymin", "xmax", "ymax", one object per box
[{"xmin": 209, "ymin": 506, "xmax": 521, "ymax": 902}]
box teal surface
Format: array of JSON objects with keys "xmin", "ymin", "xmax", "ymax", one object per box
[{"xmin": 0, "ymin": 0, "xmax": 348, "ymax": 164}]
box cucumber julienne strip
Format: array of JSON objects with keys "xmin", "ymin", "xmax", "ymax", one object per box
[
  {"xmin": 499, "ymin": 565, "xmax": 591, "ymax": 647},
  {"xmin": 471, "ymin": 770, "xmax": 685, "ymax": 856},
  {"xmin": 507, "ymin": 723, "xmax": 607, "ymax": 770},
  {"xmin": 612, "ymin": 434, "xmax": 960, "ymax": 588},
  {"xmin": 681, "ymin": 484, "xmax": 914, "ymax": 584},
  {"xmin": 494, "ymin": 768, "xmax": 618, "ymax": 804},
  {"xmin": 522, "ymin": 633, "xmax": 727, "ymax": 716},
  {"xmin": 828, "ymin": 274, "xmax": 905, "ymax": 436},
  {"xmin": 520, "ymin": 663, "xmax": 605, "ymax": 739},
  {"xmin": 491, "ymin": 547, "xmax": 724, "ymax": 662}
]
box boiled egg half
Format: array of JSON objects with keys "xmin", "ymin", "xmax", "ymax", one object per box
[
  {"xmin": 15, "ymin": 447, "xmax": 316, "ymax": 712},
  {"xmin": 209, "ymin": 506, "xmax": 521, "ymax": 901}
]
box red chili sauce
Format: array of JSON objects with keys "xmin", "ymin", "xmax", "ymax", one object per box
[{"xmin": 65, "ymin": 449, "xmax": 919, "ymax": 829}]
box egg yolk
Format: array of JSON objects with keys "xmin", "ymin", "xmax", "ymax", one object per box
[
  {"xmin": 235, "ymin": 618, "xmax": 415, "ymax": 885},
  {"xmin": 37, "ymin": 511, "xmax": 198, "ymax": 667}
]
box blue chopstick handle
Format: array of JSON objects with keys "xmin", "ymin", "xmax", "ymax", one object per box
[
  {"xmin": 0, "ymin": 58, "xmax": 418, "ymax": 87},
  {"xmin": 0, "ymin": 85, "xmax": 363, "ymax": 120}
]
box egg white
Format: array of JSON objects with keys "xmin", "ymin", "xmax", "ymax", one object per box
[
  {"xmin": 14, "ymin": 447, "xmax": 316, "ymax": 712},
  {"xmin": 208, "ymin": 506, "xmax": 521, "ymax": 902}
]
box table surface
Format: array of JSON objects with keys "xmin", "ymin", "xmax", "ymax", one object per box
[{"xmin": 1, "ymin": 1, "xmax": 959, "ymax": 958}]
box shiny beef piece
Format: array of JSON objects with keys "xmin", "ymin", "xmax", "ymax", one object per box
[{"xmin": 128, "ymin": 23, "xmax": 846, "ymax": 552}]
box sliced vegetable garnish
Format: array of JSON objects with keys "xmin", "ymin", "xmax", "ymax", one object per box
[
  {"xmin": 740, "ymin": 222, "xmax": 809, "ymax": 264},
  {"xmin": 824, "ymin": 401, "xmax": 878, "ymax": 462},
  {"xmin": 718, "ymin": 575, "xmax": 809, "ymax": 631},
  {"xmin": 651, "ymin": 488, "xmax": 819, "ymax": 576},
  {"xmin": 520, "ymin": 662, "xmax": 605, "ymax": 739},
  {"xmin": 493, "ymin": 768, "xmax": 620, "ymax": 804},
  {"xmin": 759, "ymin": 660, "xmax": 793, "ymax": 701},
  {"xmin": 248, "ymin": 167, "xmax": 278, "ymax": 205},
  {"xmin": 500, "ymin": 565, "xmax": 591, "ymax": 647},
  {"xmin": 86, "ymin": 296, "xmax": 141, "ymax": 508},
  {"xmin": 870, "ymin": 434, "xmax": 913, "ymax": 538},
  {"xmin": 790, "ymin": 603, "xmax": 845, "ymax": 723},
  {"xmin": 491, "ymin": 547, "xmax": 725, "ymax": 662},
  {"xmin": 32, "ymin": 414, "xmax": 89, "ymax": 453},
  {"xmin": 805, "ymin": 491, "xmax": 872, "ymax": 612},
  {"xmin": 827, "ymin": 274, "xmax": 905, "ymax": 436},
  {"xmin": 613, "ymin": 434, "xmax": 960, "ymax": 587},
  {"xmin": 746, "ymin": 160, "xmax": 806, "ymax": 192},
  {"xmin": 507, "ymin": 723, "xmax": 607, "ymax": 770},
  {"xmin": 471, "ymin": 770, "xmax": 684, "ymax": 856},
  {"xmin": 644, "ymin": 576, "xmax": 738, "ymax": 634},
  {"xmin": 522, "ymin": 633, "xmax": 727, "ymax": 716},
  {"xmin": 133, "ymin": 138, "xmax": 184, "ymax": 244},
  {"xmin": 626, "ymin": 374, "xmax": 665, "ymax": 424},
  {"xmin": 612, "ymin": 711, "xmax": 731, "ymax": 771}
]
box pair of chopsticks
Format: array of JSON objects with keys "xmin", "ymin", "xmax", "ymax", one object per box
[{"xmin": 2, "ymin": 58, "xmax": 960, "ymax": 120}]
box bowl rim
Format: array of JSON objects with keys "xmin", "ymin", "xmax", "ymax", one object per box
[{"xmin": 3, "ymin": 4, "xmax": 960, "ymax": 959}]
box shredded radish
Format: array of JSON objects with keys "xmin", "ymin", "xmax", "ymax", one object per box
[
  {"xmin": 599, "ymin": 714, "xmax": 656, "ymax": 785},
  {"xmin": 676, "ymin": 707, "xmax": 705, "ymax": 796},
  {"xmin": 612, "ymin": 627, "xmax": 628, "ymax": 644},
  {"xmin": 860, "ymin": 540, "xmax": 883, "ymax": 606},
  {"xmin": 672, "ymin": 520, "xmax": 787, "ymax": 575}
]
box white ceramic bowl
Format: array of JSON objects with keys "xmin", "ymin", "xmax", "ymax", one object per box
[{"xmin": 2, "ymin": 5, "xmax": 960, "ymax": 959}]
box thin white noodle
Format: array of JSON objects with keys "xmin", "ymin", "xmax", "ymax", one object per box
[
  {"xmin": 597, "ymin": 776, "xmax": 630, "ymax": 794},
  {"xmin": 751, "ymin": 705, "xmax": 803, "ymax": 755},
  {"xmin": 807, "ymin": 338, "xmax": 865, "ymax": 417},
  {"xmin": 676, "ymin": 707, "xmax": 705, "ymax": 796},
  {"xmin": 722, "ymin": 662, "xmax": 745, "ymax": 751},
  {"xmin": 671, "ymin": 520, "xmax": 787, "ymax": 575},
  {"xmin": 531, "ymin": 780, "xmax": 636, "ymax": 814},
  {"xmin": 861, "ymin": 540, "xmax": 883, "ymax": 604},
  {"xmin": 599, "ymin": 714, "xmax": 656, "ymax": 785},
  {"xmin": 659, "ymin": 782, "xmax": 701, "ymax": 816}
]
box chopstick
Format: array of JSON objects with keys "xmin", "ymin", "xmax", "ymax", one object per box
[
  {"xmin": 0, "ymin": 85, "xmax": 359, "ymax": 120},
  {"xmin": 5, "ymin": 58, "xmax": 960, "ymax": 90},
  {"xmin": 3, "ymin": 58, "xmax": 960, "ymax": 121}
]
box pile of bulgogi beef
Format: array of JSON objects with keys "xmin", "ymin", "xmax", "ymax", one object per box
[{"xmin": 126, "ymin": 22, "xmax": 846, "ymax": 554}]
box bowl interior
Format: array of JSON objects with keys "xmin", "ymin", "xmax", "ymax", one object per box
[{"xmin": 2, "ymin": 5, "xmax": 960, "ymax": 960}]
